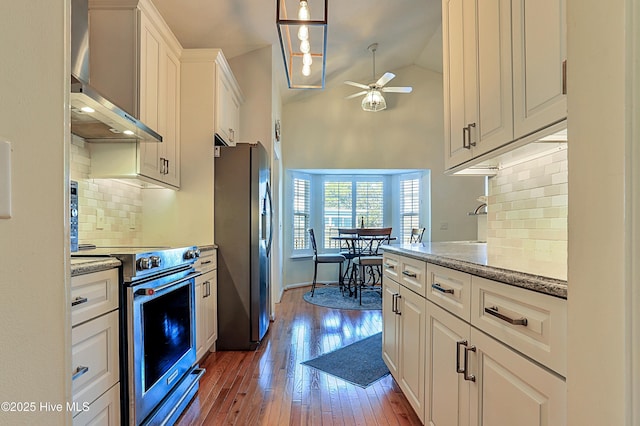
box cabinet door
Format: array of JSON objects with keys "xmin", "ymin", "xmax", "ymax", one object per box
[
  {"xmin": 442, "ymin": 0, "xmax": 475, "ymax": 169},
  {"xmin": 216, "ymin": 66, "xmax": 235, "ymax": 146},
  {"xmin": 138, "ymin": 11, "xmax": 163, "ymax": 181},
  {"xmin": 512, "ymin": 0, "xmax": 567, "ymax": 138},
  {"xmin": 160, "ymin": 48, "xmax": 180, "ymax": 187},
  {"xmin": 426, "ymin": 301, "xmax": 471, "ymax": 426},
  {"xmin": 473, "ymin": 0, "xmax": 513, "ymax": 154},
  {"xmin": 204, "ymin": 269, "xmax": 218, "ymax": 350},
  {"xmin": 382, "ymin": 278, "xmax": 401, "ymax": 377},
  {"xmin": 469, "ymin": 328, "xmax": 566, "ymax": 426},
  {"xmin": 73, "ymin": 384, "xmax": 120, "ymax": 426},
  {"xmin": 195, "ymin": 276, "xmax": 206, "ymax": 360},
  {"xmin": 398, "ymin": 288, "xmax": 426, "ymax": 422}
]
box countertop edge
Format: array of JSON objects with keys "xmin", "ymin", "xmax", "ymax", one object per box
[
  {"xmin": 383, "ymin": 245, "xmax": 567, "ymax": 299},
  {"xmin": 71, "ymin": 258, "xmax": 121, "ymax": 277}
]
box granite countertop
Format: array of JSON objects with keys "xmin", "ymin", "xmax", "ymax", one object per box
[
  {"xmin": 383, "ymin": 241, "xmax": 567, "ymax": 299},
  {"xmin": 71, "ymin": 257, "xmax": 121, "ymax": 277}
]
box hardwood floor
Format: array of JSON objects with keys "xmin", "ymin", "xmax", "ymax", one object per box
[{"xmin": 177, "ymin": 286, "xmax": 422, "ymax": 425}]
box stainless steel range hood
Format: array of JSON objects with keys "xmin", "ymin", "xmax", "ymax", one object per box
[{"xmin": 70, "ymin": 0, "xmax": 162, "ymax": 143}]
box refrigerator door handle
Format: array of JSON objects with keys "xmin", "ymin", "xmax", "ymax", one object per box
[{"xmin": 265, "ymin": 181, "xmax": 274, "ymax": 257}]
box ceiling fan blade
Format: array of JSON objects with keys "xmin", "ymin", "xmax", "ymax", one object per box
[
  {"xmin": 344, "ymin": 80, "xmax": 370, "ymax": 90},
  {"xmin": 381, "ymin": 86, "xmax": 413, "ymax": 93},
  {"xmin": 375, "ymin": 72, "xmax": 395, "ymax": 87},
  {"xmin": 345, "ymin": 91, "xmax": 368, "ymax": 100}
]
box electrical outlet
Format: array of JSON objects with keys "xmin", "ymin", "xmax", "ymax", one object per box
[
  {"xmin": 129, "ymin": 212, "xmax": 136, "ymax": 230},
  {"xmin": 96, "ymin": 208, "xmax": 105, "ymax": 230},
  {"xmin": 440, "ymin": 222, "xmax": 449, "ymax": 230}
]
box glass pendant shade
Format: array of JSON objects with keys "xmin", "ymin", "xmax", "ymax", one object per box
[{"xmin": 361, "ymin": 90, "xmax": 387, "ymax": 112}]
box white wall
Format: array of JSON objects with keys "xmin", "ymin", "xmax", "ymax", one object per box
[
  {"xmin": 567, "ymin": 1, "xmax": 637, "ymax": 425},
  {"xmin": 0, "ymin": 2, "xmax": 70, "ymax": 424},
  {"xmin": 281, "ymin": 65, "xmax": 483, "ymax": 287}
]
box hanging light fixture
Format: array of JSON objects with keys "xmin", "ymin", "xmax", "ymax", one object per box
[
  {"xmin": 276, "ymin": 0, "xmax": 327, "ymax": 89},
  {"xmin": 361, "ymin": 90, "xmax": 387, "ymax": 112}
]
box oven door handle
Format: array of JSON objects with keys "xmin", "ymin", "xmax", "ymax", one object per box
[{"xmin": 135, "ymin": 271, "xmax": 202, "ymax": 296}]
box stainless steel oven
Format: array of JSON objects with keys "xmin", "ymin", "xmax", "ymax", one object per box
[{"xmin": 73, "ymin": 245, "xmax": 204, "ymax": 425}]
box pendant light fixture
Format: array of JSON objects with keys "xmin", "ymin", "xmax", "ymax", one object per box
[{"xmin": 276, "ymin": 0, "xmax": 328, "ymax": 89}]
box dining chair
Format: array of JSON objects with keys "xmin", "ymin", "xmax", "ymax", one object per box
[
  {"xmin": 410, "ymin": 227, "xmax": 426, "ymax": 243},
  {"xmin": 337, "ymin": 228, "xmax": 359, "ymax": 292},
  {"xmin": 308, "ymin": 228, "xmax": 346, "ymax": 296},
  {"xmin": 351, "ymin": 227, "xmax": 392, "ymax": 304}
]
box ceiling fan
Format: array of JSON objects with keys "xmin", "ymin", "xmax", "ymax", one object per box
[{"xmin": 345, "ymin": 43, "xmax": 413, "ymax": 112}]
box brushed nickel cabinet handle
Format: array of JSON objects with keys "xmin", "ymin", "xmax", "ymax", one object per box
[
  {"xmin": 484, "ymin": 306, "xmax": 528, "ymax": 326},
  {"xmin": 71, "ymin": 296, "xmax": 88, "ymax": 307},
  {"xmin": 395, "ymin": 294, "xmax": 402, "ymax": 315},
  {"xmin": 402, "ymin": 270, "xmax": 417, "ymax": 278},
  {"xmin": 462, "ymin": 126, "xmax": 470, "ymax": 149},
  {"xmin": 468, "ymin": 123, "xmax": 476, "ymax": 147},
  {"xmin": 384, "ymin": 263, "xmax": 395, "ymax": 269},
  {"xmin": 463, "ymin": 345, "xmax": 476, "ymax": 382},
  {"xmin": 456, "ymin": 340, "xmax": 467, "ymax": 374},
  {"xmin": 72, "ymin": 365, "xmax": 89, "ymax": 381},
  {"xmin": 432, "ymin": 283, "xmax": 454, "ymax": 294},
  {"xmin": 562, "ymin": 59, "xmax": 567, "ymax": 95}
]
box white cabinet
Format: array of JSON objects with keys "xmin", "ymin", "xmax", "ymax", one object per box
[
  {"xmin": 216, "ymin": 66, "xmax": 242, "ymax": 146},
  {"xmin": 426, "ymin": 301, "xmax": 566, "ymax": 426},
  {"xmin": 442, "ymin": 0, "xmax": 566, "ymax": 172},
  {"xmin": 71, "ymin": 268, "xmax": 120, "ymax": 426},
  {"xmin": 382, "ymin": 253, "xmax": 426, "ymax": 422},
  {"xmin": 195, "ymin": 249, "xmax": 218, "ymax": 360},
  {"xmin": 88, "ymin": 0, "xmax": 181, "ymax": 188},
  {"xmin": 181, "ymin": 49, "xmax": 244, "ymax": 148},
  {"xmin": 424, "ymin": 263, "xmax": 567, "ymax": 426}
]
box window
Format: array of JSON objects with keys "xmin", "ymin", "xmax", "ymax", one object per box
[
  {"xmin": 323, "ymin": 178, "xmax": 384, "ymax": 248},
  {"xmin": 400, "ymin": 177, "xmax": 420, "ymax": 243},
  {"xmin": 293, "ymin": 176, "xmax": 310, "ymax": 250}
]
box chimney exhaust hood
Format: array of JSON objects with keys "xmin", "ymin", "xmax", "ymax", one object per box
[{"xmin": 70, "ymin": 0, "xmax": 162, "ymax": 143}]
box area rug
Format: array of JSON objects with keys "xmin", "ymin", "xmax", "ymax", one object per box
[
  {"xmin": 302, "ymin": 286, "xmax": 382, "ymax": 310},
  {"xmin": 302, "ymin": 332, "xmax": 389, "ymax": 388}
]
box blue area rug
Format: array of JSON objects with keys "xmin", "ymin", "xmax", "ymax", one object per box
[
  {"xmin": 302, "ymin": 285, "xmax": 382, "ymax": 310},
  {"xmin": 302, "ymin": 332, "xmax": 389, "ymax": 388}
]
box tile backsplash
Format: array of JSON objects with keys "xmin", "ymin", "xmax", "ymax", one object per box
[
  {"xmin": 487, "ymin": 145, "xmax": 568, "ymax": 263},
  {"xmin": 70, "ymin": 136, "xmax": 143, "ymax": 246}
]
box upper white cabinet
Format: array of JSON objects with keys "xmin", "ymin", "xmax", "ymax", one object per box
[
  {"xmin": 442, "ymin": 0, "xmax": 566, "ymax": 172},
  {"xmin": 181, "ymin": 49, "xmax": 244, "ymax": 148},
  {"xmin": 88, "ymin": 0, "xmax": 181, "ymax": 188}
]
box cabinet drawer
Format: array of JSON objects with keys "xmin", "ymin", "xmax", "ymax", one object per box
[
  {"xmin": 382, "ymin": 252, "xmax": 400, "ymax": 283},
  {"xmin": 399, "ymin": 256, "xmax": 427, "ymax": 297},
  {"xmin": 71, "ymin": 269, "xmax": 119, "ymax": 327},
  {"xmin": 471, "ymin": 276, "xmax": 567, "ymax": 376},
  {"xmin": 426, "ymin": 264, "xmax": 472, "ymax": 322},
  {"xmin": 72, "ymin": 310, "xmax": 119, "ymax": 411},
  {"xmin": 73, "ymin": 383, "xmax": 120, "ymax": 425},
  {"xmin": 196, "ymin": 249, "xmax": 217, "ymax": 273}
]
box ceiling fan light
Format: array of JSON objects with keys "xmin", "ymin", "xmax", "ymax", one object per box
[{"xmin": 362, "ymin": 90, "xmax": 387, "ymax": 112}]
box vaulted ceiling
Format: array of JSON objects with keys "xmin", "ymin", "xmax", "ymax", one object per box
[{"xmin": 151, "ymin": 0, "xmax": 443, "ymax": 102}]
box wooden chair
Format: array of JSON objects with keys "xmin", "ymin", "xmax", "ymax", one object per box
[
  {"xmin": 351, "ymin": 227, "xmax": 392, "ymax": 304},
  {"xmin": 410, "ymin": 227, "xmax": 426, "ymax": 243},
  {"xmin": 308, "ymin": 228, "xmax": 346, "ymax": 296}
]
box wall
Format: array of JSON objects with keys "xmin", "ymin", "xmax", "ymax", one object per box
[
  {"xmin": 567, "ymin": 0, "xmax": 635, "ymax": 424},
  {"xmin": 281, "ymin": 65, "xmax": 484, "ymax": 287},
  {"xmin": 0, "ymin": 1, "xmax": 70, "ymax": 424},
  {"xmin": 71, "ymin": 136, "xmax": 143, "ymax": 246},
  {"xmin": 487, "ymin": 146, "xmax": 568, "ymax": 268}
]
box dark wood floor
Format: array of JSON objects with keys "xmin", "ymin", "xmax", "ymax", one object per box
[{"xmin": 176, "ymin": 286, "xmax": 422, "ymax": 425}]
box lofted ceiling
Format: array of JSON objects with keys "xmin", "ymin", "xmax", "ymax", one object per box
[{"xmin": 151, "ymin": 0, "xmax": 443, "ymax": 103}]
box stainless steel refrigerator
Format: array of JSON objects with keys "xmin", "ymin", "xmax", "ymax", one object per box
[{"xmin": 214, "ymin": 142, "xmax": 272, "ymax": 350}]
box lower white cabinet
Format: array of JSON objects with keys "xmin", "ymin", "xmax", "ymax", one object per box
[
  {"xmin": 382, "ymin": 256, "xmax": 426, "ymax": 422},
  {"xmin": 71, "ymin": 268, "xmax": 120, "ymax": 426},
  {"xmin": 426, "ymin": 302, "xmax": 566, "ymax": 426},
  {"xmin": 195, "ymin": 249, "xmax": 218, "ymax": 360}
]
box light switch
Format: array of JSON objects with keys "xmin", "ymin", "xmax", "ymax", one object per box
[
  {"xmin": 96, "ymin": 208, "xmax": 105, "ymax": 229},
  {"xmin": 0, "ymin": 140, "xmax": 11, "ymax": 219}
]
